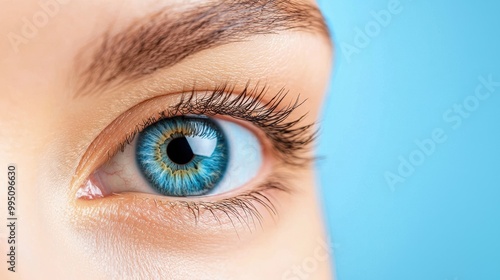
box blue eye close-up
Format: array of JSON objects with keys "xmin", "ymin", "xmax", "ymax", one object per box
[
  {"xmin": 136, "ymin": 116, "xmax": 229, "ymax": 197},
  {"xmin": 135, "ymin": 115, "xmax": 262, "ymax": 197}
]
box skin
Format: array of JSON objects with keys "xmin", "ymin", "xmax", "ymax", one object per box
[{"xmin": 0, "ymin": 0, "xmax": 333, "ymax": 279}]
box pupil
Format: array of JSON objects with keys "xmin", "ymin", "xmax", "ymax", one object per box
[{"xmin": 167, "ymin": 137, "xmax": 195, "ymax": 165}]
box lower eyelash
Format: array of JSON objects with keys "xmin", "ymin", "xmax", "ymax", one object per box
[
  {"xmin": 172, "ymin": 180, "xmax": 289, "ymax": 231},
  {"xmin": 113, "ymin": 177, "xmax": 292, "ymax": 232}
]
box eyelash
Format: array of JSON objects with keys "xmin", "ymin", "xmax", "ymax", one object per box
[
  {"xmin": 114, "ymin": 83, "xmax": 317, "ymax": 166},
  {"xmin": 148, "ymin": 179, "xmax": 291, "ymax": 230},
  {"xmin": 89, "ymin": 83, "xmax": 316, "ymax": 229}
]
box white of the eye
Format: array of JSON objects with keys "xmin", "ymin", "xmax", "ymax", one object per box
[{"xmin": 210, "ymin": 119, "xmax": 262, "ymax": 195}]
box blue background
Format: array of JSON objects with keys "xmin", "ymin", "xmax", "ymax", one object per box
[{"xmin": 316, "ymin": 0, "xmax": 500, "ymax": 279}]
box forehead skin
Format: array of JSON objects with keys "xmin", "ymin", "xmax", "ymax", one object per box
[{"xmin": 0, "ymin": 0, "xmax": 332, "ymax": 279}]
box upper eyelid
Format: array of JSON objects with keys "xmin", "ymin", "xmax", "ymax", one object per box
[
  {"xmin": 72, "ymin": 83, "xmax": 315, "ymax": 193},
  {"xmin": 128, "ymin": 84, "xmax": 317, "ymax": 165}
]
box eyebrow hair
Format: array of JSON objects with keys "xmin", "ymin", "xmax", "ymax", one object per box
[{"xmin": 75, "ymin": 0, "xmax": 330, "ymax": 97}]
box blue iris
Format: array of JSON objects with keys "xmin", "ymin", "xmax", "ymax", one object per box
[{"xmin": 136, "ymin": 116, "xmax": 229, "ymax": 197}]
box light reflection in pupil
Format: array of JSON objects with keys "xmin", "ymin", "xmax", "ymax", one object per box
[{"xmin": 167, "ymin": 137, "xmax": 194, "ymax": 165}]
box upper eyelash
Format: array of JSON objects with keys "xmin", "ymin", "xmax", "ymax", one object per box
[{"xmin": 116, "ymin": 82, "xmax": 317, "ymax": 166}]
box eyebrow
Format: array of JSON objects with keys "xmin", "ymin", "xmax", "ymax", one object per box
[{"xmin": 75, "ymin": 0, "xmax": 330, "ymax": 97}]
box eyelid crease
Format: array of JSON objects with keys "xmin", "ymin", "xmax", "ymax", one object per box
[
  {"xmin": 75, "ymin": 0, "xmax": 331, "ymax": 96},
  {"xmin": 72, "ymin": 82, "xmax": 317, "ymax": 194}
]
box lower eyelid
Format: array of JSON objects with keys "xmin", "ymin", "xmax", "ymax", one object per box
[{"xmin": 72, "ymin": 182, "xmax": 290, "ymax": 246}]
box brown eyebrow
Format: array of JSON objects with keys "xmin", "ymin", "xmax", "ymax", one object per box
[{"xmin": 74, "ymin": 0, "xmax": 330, "ymax": 97}]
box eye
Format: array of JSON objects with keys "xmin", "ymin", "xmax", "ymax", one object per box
[
  {"xmin": 74, "ymin": 86, "xmax": 316, "ymax": 225},
  {"xmin": 78, "ymin": 114, "xmax": 262, "ymax": 199}
]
